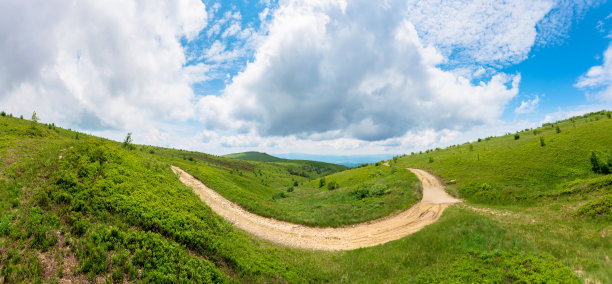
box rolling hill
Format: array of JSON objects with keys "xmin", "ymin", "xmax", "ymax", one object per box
[
  {"xmin": 0, "ymin": 110, "xmax": 609, "ymax": 282},
  {"xmin": 223, "ymin": 151, "xmax": 284, "ymax": 162}
]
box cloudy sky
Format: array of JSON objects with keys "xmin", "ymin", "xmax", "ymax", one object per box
[{"xmin": 1, "ymin": 0, "xmax": 611, "ymax": 156}]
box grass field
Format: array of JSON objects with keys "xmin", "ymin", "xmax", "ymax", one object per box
[
  {"xmin": 395, "ymin": 110, "xmax": 612, "ymax": 282},
  {"xmin": 0, "ymin": 110, "xmax": 609, "ymax": 282}
]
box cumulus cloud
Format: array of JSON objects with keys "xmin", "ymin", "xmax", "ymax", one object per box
[
  {"xmin": 575, "ymin": 43, "xmax": 612, "ymax": 101},
  {"xmin": 198, "ymin": 0, "xmax": 531, "ymax": 141},
  {"xmin": 405, "ymin": 0, "xmax": 555, "ymax": 65},
  {"xmin": 515, "ymin": 96, "xmax": 540, "ymax": 114},
  {"xmin": 0, "ymin": 0, "xmax": 207, "ymax": 133}
]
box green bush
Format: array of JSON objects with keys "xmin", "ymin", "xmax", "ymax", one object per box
[
  {"xmin": 327, "ymin": 180, "xmax": 339, "ymax": 190},
  {"xmin": 540, "ymin": 136, "xmax": 545, "ymax": 146},
  {"xmin": 351, "ymin": 183, "xmax": 388, "ymax": 200},
  {"xmin": 576, "ymin": 195, "xmax": 612, "ymax": 220},
  {"xmin": 591, "ymin": 151, "xmax": 611, "ymax": 174},
  {"xmin": 413, "ymin": 250, "xmax": 579, "ymax": 283},
  {"xmin": 319, "ymin": 177, "xmax": 326, "ymax": 188},
  {"xmin": 514, "ymin": 134, "xmax": 520, "ymax": 140}
]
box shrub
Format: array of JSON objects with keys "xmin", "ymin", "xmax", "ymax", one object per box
[
  {"xmin": 327, "ymin": 180, "xmax": 339, "ymax": 190},
  {"xmin": 429, "ymin": 157, "xmax": 434, "ymax": 163},
  {"xmin": 287, "ymin": 187, "xmax": 294, "ymax": 192},
  {"xmin": 0, "ymin": 111, "xmax": 5, "ymax": 116},
  {"xmin": 413, "ymin": 250, "xmax": 579, "ymax": 283},
  {"xmin": 576, "ymin": 195, "xmax": 612, "ymax": 220},
  {"xmin": 319, "ymin": 177, "xmax": 326, "ymax": 188},
  {"xmin": 555, "ymin": 125, "xmax": 561, "ymax": 133},
  {"xmin": 272, "ymin": 192, "xmax": 287, "ymax": 200},
  {"xmin": 293, "ymin": 180, "xmax": 298, "ymax": 186},
  {"xmin": 351, "ymin": 183, "xmax": 388, "ymax": 200},
  {"xmin": 514, "ymin": 134, "xmax": 520, "ymax": 140},
  {"xmin": 591, "ymin": 151, "xmax": 611, "ymax": 174},
  {"xmin": 540, "ymin": 136, "xmax": 545, "ymax": 147}
]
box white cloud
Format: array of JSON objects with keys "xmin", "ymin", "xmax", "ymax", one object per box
[
  {"xmin": 515, "ymin": 96, "xmax": 540, "ymax": 114},
  {"xmin": 0, "ymin": 0, "xmax": 208, "ymax": 134},
  {"xmin": 198, "ymin": 0, "xmax": 526, "ymax": 142},
  {"xmin": 405, "ymin": 0, "xmax": 555, "ymax": 65},
  {"xmin": 575, "ymin": 43, "xmax": 612, "ymax": 101}
]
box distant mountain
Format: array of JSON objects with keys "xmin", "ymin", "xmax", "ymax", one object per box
[
  {"xmin": 274, "ymin": 153, "xmax": 396, "ymax": 167},
  {"xmin": 223, "ymin": 151, "xmax": 284, "ymax": 162}
]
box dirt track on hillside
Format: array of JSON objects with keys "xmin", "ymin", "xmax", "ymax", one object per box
[{"xmin": 172, "ymin": 166, "xmax": 460, "ymax": 250}]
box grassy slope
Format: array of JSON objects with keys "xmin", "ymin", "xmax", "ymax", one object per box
[
  {"xmin": 396, "ymin": 110, "xmax": 612, "ymax": 282},
  {"xmin": 0, "ymin": 112, "xmax": 593, "ymax": 283},
  {"xmin": 154, "ymin": 148, "xmax": 420, "ymax": 227}
]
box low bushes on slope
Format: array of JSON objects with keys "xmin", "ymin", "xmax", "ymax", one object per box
[
  {"xmin": 414, "ymin": 250, "xmax": 579, "ymax": 283},
  {"xmin": 576, "ymin": 195, "xmax": 612, "ymax": 220}
]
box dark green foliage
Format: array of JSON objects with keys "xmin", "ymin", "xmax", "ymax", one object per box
[
  {"xmin": 319, "ymin": 177, "xmax": 326, "ymax": 188},
  {"xmin": 414, "ymin": 250, "xmax": 579, "ymax": 283},
  {"xmin": 327, "ymin": 180, "xmax": 339, "ymax": 190},
  {"xmin": 556, "ymin": 125, "xmax": 561, "ymax": 133},
  {"xmin": 287, "ymin": 187, "xmax": 294, "ymax": 192},
  {"xmin": 351, "ymin": 183, "xmax": 388, "ymax": 200},
  {"xmin": 428, "ymin": 156, "xmax": 434, "ymax": 163},
  {"xmin": 1, "ymin": 111, "xmax": 5, "ymax": 116},
  {"xmin": 576, "ymin": 194, "xmax": 612, "ymax": 220},
  {"xmin": 591, "ymin": 151, "xmax": 611, "ymax": 174},
  {"xmin": 514, "ymin": 134, "xmax": 520, "ymax": 140},
  {"xmin": 539, "ymin": 136, "xmax": 545, "ymax": 146}
]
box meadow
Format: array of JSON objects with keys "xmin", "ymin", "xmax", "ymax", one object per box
[{"xmin": 0, "ymin": 110, "xmax": 609, "ymax": 282}]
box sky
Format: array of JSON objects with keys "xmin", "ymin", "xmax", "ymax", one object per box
[{"xmin": 1, "ymin": 0, "xmax": 612, "ymax": 157}]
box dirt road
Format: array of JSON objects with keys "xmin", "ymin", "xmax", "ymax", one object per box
[{"xmin": 172, "ymin": 166, "xmax": 460, "ymax": 250}]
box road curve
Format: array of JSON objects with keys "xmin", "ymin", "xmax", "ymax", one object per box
[{"xmin": 172, "ymin": 166, "xmax": 460, "ymax": 250}]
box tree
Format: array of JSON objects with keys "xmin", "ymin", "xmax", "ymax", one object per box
[
  {"xmin": 555, "ymin": 126, "xmax": 561, "ymax": 134},
  {"xmin": 540, "ymin": 136, "xmax": 545, "ymax": 147},
  {"xmin": 319, "ymin": 177, "xmax": 326, "ymax": 188},
  {"xmin": 123, "ymin": 132, "xmax": 134, "ymax": 149},
  {"xmin": 31, "ymin": 111, "xmax": 39, "ymax": 128}
]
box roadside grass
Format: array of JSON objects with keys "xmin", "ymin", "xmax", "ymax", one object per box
[{"xmin": 159, "ymin": 152, "xmax": 421, "ymax": 227}]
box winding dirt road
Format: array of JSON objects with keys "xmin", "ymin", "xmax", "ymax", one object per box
[{"xmin": 172, "ymin": 166, "xmax": 460, "ymax": 250}]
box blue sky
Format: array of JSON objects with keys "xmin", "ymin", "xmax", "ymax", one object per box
[{"xmin": 1, "ymin": 0, "xmax": 611, "ymax": 157}]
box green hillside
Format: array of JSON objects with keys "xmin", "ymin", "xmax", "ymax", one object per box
[
  {"xmin": 395, "ymin": 110, "xmax": 612, "ymax": 282},
  {"xmin": 224, "ymin": 151, "xmax": 283, "ymax": 162},
  {"xmin": 224, "ymin": 151, "xmax": 284, "ymax": 162},
  {"xmin": 1, "ymin": 110, "xmax": 609, "ymax": 282}
]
